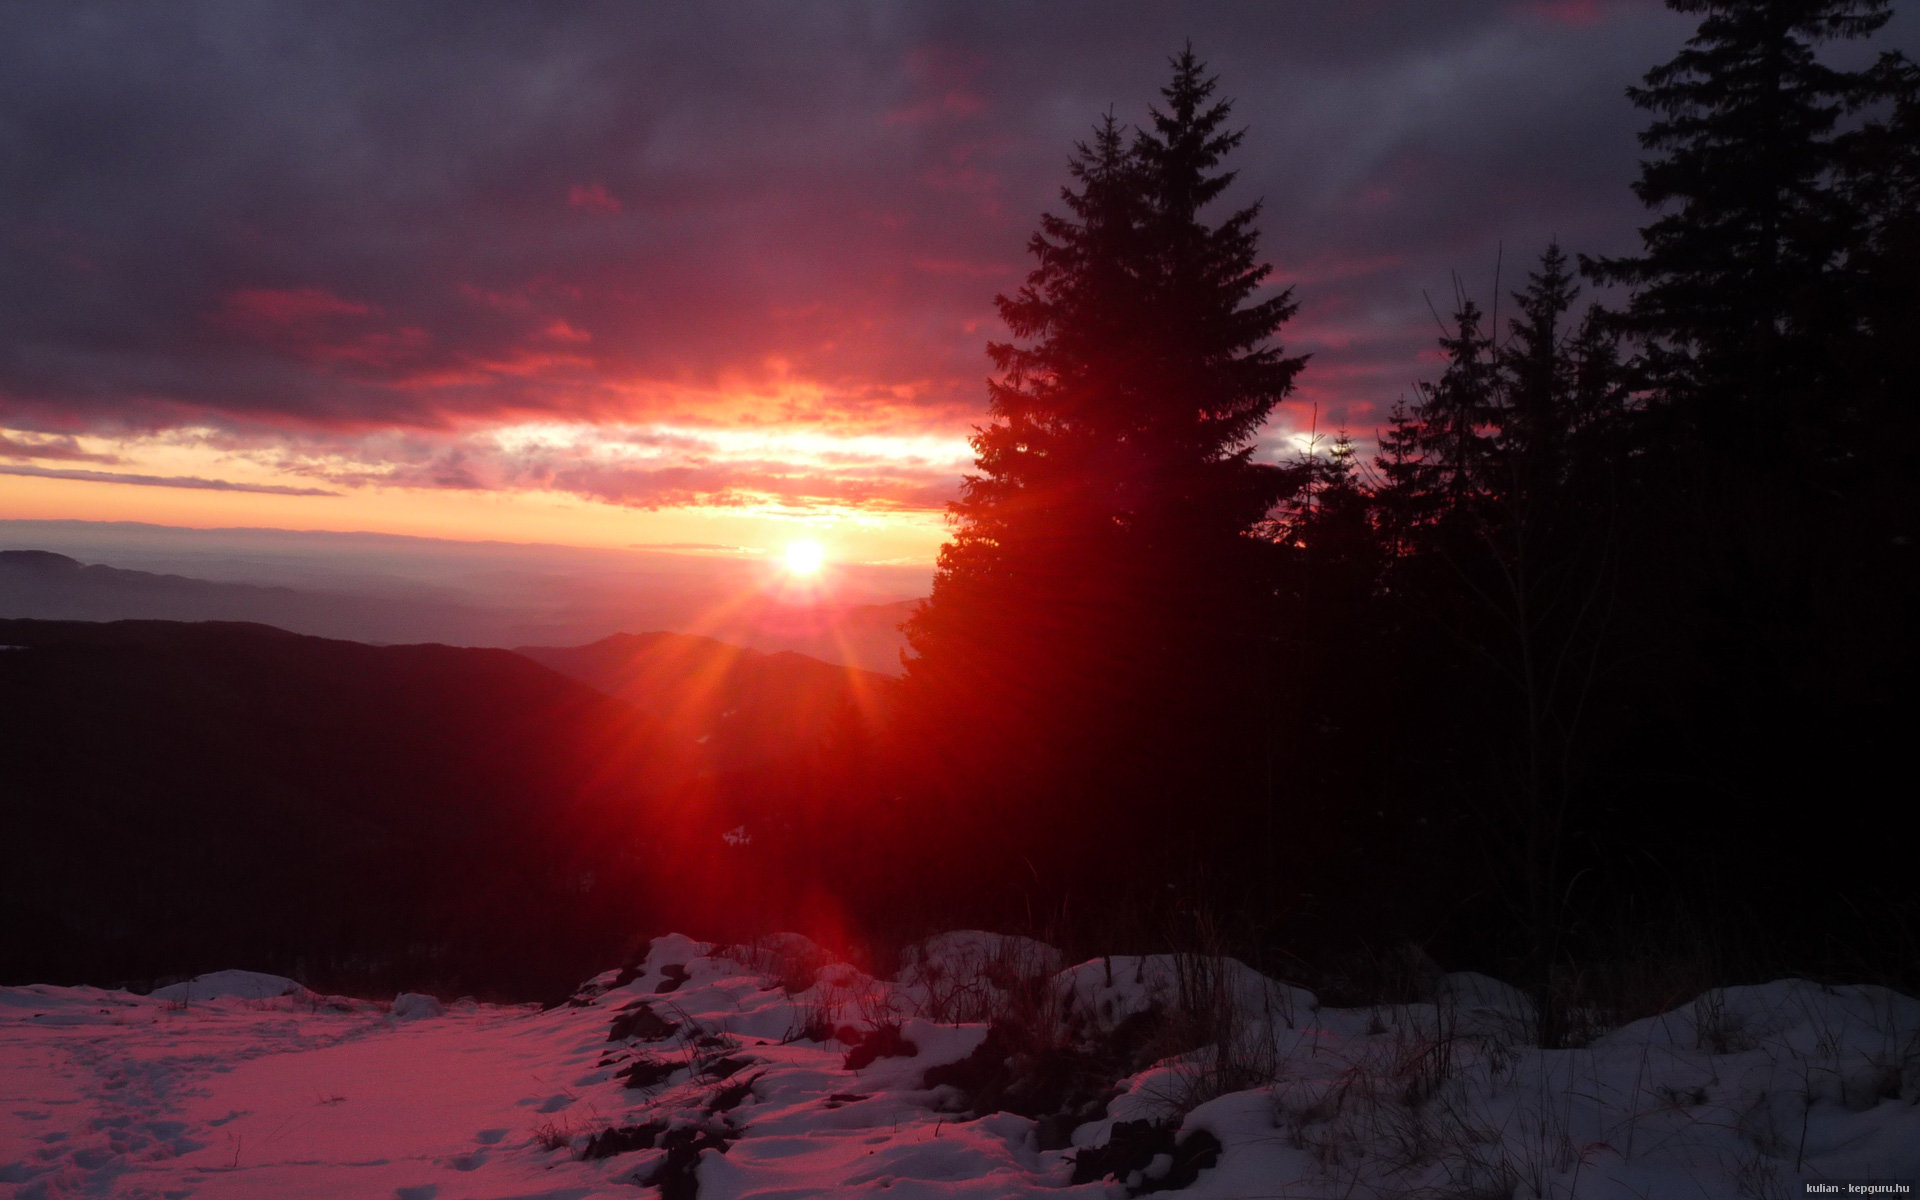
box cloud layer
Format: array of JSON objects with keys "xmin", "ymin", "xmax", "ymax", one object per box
[{"xmin": 9, "ymin": 1, "xmax": 1900, "ymax": 515}]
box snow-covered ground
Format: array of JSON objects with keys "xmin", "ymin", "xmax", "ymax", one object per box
[{"xmin": 4, "ymin": 932, "xmax": 1917, "ymax": 1198}]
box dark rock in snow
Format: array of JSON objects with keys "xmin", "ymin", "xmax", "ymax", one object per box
[
  {"xmin": 640, "ymin": 1123, "xmax": 734, "ymax": 1200},
  {"xmin": 842, "ymin": 1022, "xmax": 917, "ymax": 1070},
  {"xmin": 608, "ymin": 1001, "xmax": 677, "ymax": 1042},
  {"xmin": 580, "ymin": 1121, "xmax": 665, "ymax": 1160},
  {"xmin": 1070, "ymin": 1119, "xmax": 1223, "ymax": 1194},
  {"xmin": 921, "ymin": 1009, "xmax": 1163, "ymax": 1128},
  {"xmin": 707, "ymin": 1074, "xmax": 760, "ymax": 1114},
  {"xmin": 617, "ymin": 1056, "xmax": 679, "ymax": 1090},
  {"xmin": 700, "ymin": 1055, "xmax": 753, "ymax": 1081}
]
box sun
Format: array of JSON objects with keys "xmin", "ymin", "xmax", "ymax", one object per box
[{"xmin": 784, "ymin": 540, "xmax": 825, "ymax": 576}]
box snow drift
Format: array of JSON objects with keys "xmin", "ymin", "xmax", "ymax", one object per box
[{"xmin": 3, "ymin": 933, "xmax": 1917, "ymax": 1198}]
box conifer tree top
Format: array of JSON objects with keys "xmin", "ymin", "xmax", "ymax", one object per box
[
  {"xmin": 1585, "ymin": 0, "xmax": 1898, "ymax": 353},
  {"xmin": 984, "ymin": 46, "xmax": 1302, "ymax": 477}
]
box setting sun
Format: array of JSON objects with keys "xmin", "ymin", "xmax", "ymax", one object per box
[{"xmin": 784, "ymin": 540, "xmax": 825, "ymax": 575}]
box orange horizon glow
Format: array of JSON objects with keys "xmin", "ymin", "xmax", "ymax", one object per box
[
  {"xmin": 0, "ymin": 416, "xmax": 966, "ymax": 566},
  {"xmin": 0, "ymin": 470, "xmax": 947, "ymax": 565}
]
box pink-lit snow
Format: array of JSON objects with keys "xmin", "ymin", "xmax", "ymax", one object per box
[{"xmin": 4, "ymin": 932, "xmax": 1918, "ymax": 1198}]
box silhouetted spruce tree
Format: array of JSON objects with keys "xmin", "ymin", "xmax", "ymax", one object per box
[
  {"xmin": 1267, "ymin": 433, "xmax": 1369, "ymax": 558},
  {"xmin": 1577, "ymin": 0, "xmax": 1918, "ymax": 921},
  {"xmin": 1496, "ymin": 243, "xmax": 1581, "ymax": 499},
  {"xmin": 1565, "ymin": 303, "xmax": 1636, "ymax": 454},
  {"xmin": 1529, "ymin": 1, "xmax": 1920, "ymax": 990},
  {"xmin": 1261, "ymin": 428, "xmax": 1413, "ymax": 940},
  {"xmin": 900, "ymin": 49, "xmax": 1304, "ymax": 908},
  {"xmin": 1836, "ymin": 49, "xmax": 1920, "ymax": 454},
  {"xmin": 1582, "ymin": 0, "xmax": 1904, "ymax": 454},
  {"xmin": 1399, "ymin": 294, "xmax": 1499, "ymax": 536},
  {"xmin": 1481, "ymin": 249, "xmax": 1631, "ymax": 1036},
  {"xmin": 1287, "ymin": 246, "xmax": 1640, "ymax": 1010},
  {"xmin": 1371, "ymin": 399, "xmax": 1432, "ymax": 563}
]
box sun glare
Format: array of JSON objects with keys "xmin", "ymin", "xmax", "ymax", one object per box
[{"xmin": 784, "ymin": 540, "xmax": 825, "ymax": 575}]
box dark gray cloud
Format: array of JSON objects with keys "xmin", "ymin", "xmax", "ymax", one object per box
[
  {"xmin": 3, "ymin": 1, "xmax": 1910, "ymax": 448},
  {"xmin": 0, "ymin": 463, "xmax": 341, "ymax": 495}
]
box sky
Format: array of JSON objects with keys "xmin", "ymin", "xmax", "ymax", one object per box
[{"xmin": 5, "ymin": 0, "xmax": 1911, "ymax": 572}]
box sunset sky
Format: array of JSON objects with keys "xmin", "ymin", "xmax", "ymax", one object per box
[{"xmin": 6, "ymin": 1, "xmax": 1909, "ymax": 569}]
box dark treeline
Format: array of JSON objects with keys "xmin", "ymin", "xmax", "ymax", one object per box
[
  {"xmin": 8, "ymin": 2, "xmax": 1917, "ymax": 1009},
  {"xmin": 747, "ymin": 4, "xmax": 1920, "ymax": 1009}
]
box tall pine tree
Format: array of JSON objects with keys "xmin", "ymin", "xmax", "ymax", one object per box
[
  {"xmin": 1583, "ymin": 0, "xmax": 1902, "ymax": 453},
  {"xmin": 899, "ymin": 50, "xmax": 1304, "ymax": 908},
  {"xmin": 1408, "ymin": 293, "xmax": 1499, "ymax": 526},
  {"xmin": 1568, "ymin": 5, "xmax": 1920, "ymax": 981},
  {"xmin": 1497, "ymin": 243, "xmax": 1582, "ymax": 501}
]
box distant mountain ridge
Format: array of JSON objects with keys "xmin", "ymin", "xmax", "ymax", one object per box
[
  {"xmin": 0, "ymin": 547, "xmax": 898, "ymax": 764},
  {"xmin": 699, "ymin": 597, "xmax": 918, "ymax": 676},
  {"xmin": 0, "ymin": 615, "xmax": 906, "ymax": 996},
  {"xmin": 0, "ymin": 549, "xmax": 494, "ymax": 644},
  {"xmin": 517, "ymin": 631, "xmax": 894, "ymax": 767},
  {"xmin": 0, "ymin": 617, "xmax": 681, "ymax": 997},
  {"xmin": 0, "ymin": 546, "xmax": 920, "ymax": 671}
]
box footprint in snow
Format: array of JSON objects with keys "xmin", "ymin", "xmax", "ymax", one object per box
[
  {"xmin": 474, "ymin": 1128, "xmax": 508, "ymax": 1145},
  {"xmin": 535, "ymin": 1093, "xmax": 574, "ymax": 1113}
]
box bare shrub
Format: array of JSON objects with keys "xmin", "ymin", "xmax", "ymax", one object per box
[
  {"xmin": 1389, "ymin": 1001, "xmax": 1462, "ymax": 1108},
  {"xmin": 724, "ymin": 934, "xmax": 831, "ymax": 994},
  {"xmin": 531, "ymin": 1117, "xmax": 576, "ymax": 1153},
  {"xmin": 1694, "ymin": 988, "xmax": 1756, "ymax": 1054},
  {"xmin": 781, "ymin": 991, "xmax": 840, "ymax": 1044},
  {"xmin": 901, "ymin": 932, "xmax": 1063, "ymax": 1028},
  {"xmin": 1152, "ymin": 950, "xmax": 1280, "ymax": 1112},
  {"xmin": 1732, "ymin": 1148, "xmax": 1788, "ymax": 1200}
]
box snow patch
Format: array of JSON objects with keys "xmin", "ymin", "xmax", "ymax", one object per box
[
  {"xmin": 149, "ymin": 969, "xmax": 306, "ymax": 1003},
  {"xmin": 390, "ymin": 991, "xmax": 444, "ymax": 1020},
  {"xmin": 5, "ymin": 942, "xmax": 1919, "ymax": 1198}
]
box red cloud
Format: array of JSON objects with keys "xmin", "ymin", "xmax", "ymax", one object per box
[
  {"xmin": 219, "ymin": 287, "xmax": 374, "ymax": 329},
  {"xmin": 910, "ymin": 257, "xmax": 1016, "ymax": 279},
  {"xmin": 568, "ymin": 183, "xmax": 622, "ymax": 213},
  {"xmin": 0, "ymin": 3, "xmax": 1670, "ymax": 512},
  {"xmin": 884, "ymin": 45, "xmax": 989, "ymax": 126},
  {"xmin": 1521, "ymin": 0, "xmax": 1604, "ymax": 27},
  {"xmin": 884, "ymin": 89, "xmax": 986, "ymax": 126},
  {"xmin": 214, "ymin": 288, "xmax": 439, "ymax": 374}
]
